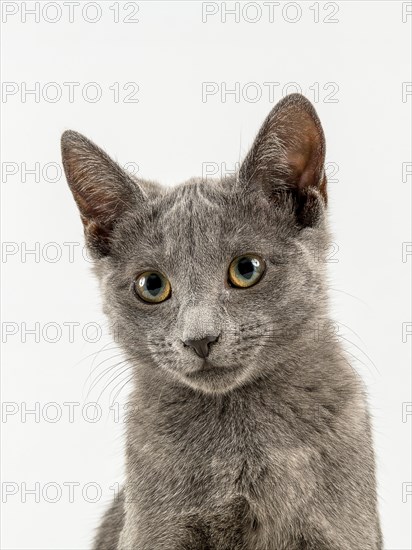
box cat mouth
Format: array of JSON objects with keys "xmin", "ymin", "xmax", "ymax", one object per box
[{"xmin": 186, "ymin": 360, "xmax": 237, "ymax": 377}]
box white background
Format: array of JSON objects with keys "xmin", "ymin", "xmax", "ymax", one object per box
[{"xmin": 1, "ymin": 1, "xmax": 411, "ymax": 548}]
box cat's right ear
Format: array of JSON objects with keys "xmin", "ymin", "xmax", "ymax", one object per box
[{"xmin": 61, "ymin": 130, "xmax": 145, "ymax": 257}]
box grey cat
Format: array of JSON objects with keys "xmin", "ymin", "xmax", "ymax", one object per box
[{"xmin": 61, "ymin": 94, "xmax": 382, "ymax": 550}]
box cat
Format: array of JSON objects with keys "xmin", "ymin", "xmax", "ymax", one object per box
[{"xmin": 61, "ymin": 93, "xmax": 382, "ymax": 550}]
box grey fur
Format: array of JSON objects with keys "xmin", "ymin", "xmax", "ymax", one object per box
[{"xmin": 61, "ymin": 94, "xmax": 382, "ymax": 549}]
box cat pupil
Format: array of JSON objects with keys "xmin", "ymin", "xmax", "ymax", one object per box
[
  {"xmin": 146, "ymin": 274, "xmax": 162, "ymax": 296},
  {"xmin": 238, "ymin": 258, "xmax": 255, "ymax": 280}
]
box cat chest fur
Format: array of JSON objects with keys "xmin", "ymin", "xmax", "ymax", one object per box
[{"xmin": 124, "ymin": 389, "xmax": 320, "ymax": 545}]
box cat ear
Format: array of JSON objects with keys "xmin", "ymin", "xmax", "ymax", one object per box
[
  {"xmin": 239, "ymin": 93, "xmax": 327, "ymax": 225},
  {"xmin": 61, "ymin": 130, "xmax": 145, "ymax": 256}
]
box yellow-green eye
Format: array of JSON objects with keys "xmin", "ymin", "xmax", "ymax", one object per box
[
  {"xmin": 134, "ymin": 271, "xmax": 171, "ymax": 303},
  {"xmin": 228, "ymin": 254, "xmax": 265, "ymax": 288}
]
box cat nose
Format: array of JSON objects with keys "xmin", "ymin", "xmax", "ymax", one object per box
[{"xmin": 183, "ymin": 335, "xmax": 219, "ymax": 358}]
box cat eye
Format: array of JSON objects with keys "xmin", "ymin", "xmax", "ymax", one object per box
[
  {"xmin": 133, "ymin": 271, "xmax": 171, "ymax": 303},
  {"xmin": 228, "ymin": 254, "xmax": 266, "ymax": 288}
]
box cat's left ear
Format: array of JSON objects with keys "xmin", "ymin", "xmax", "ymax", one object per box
[
  {"xmin": 238, "ymin": 93, "xmax": 327, "ymax": 226},
  {"xmin": 61, "ymin": 130, "xmax": 146, "ymax": 257}
]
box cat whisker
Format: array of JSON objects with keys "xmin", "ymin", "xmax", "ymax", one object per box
[
  {"xmin": 96, "ymin": 365, "xmax": 132, "ymax": 406},
  {"xmin": 334, "ymin": 321, "xmax": 367, "ymax": 346},
  {"xmin": 75, "ymin": 343, "xmax": 120, "ymax": 368},
  {"xmin": 84, "ymin": 351, "xmax": 126, "ymax": 386},
  {"xmin": 338, "ymin": 349, "xmax": 374, "ymax": 377},
  {"xmin": 336, "ymin": 334, "xmax": 379, "ymax": 374},
  {"xmin": 110, "ymin": 374, "xmax": 134, "ymax": 406},
  {"xmin": 329, "ymin": 287, "xmax": 369, "ymax": 307},
  {"xmin": 86, "ymin": 359, "xmax": 129, "ymax": 400}
]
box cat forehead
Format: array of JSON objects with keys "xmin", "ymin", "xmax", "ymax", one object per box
[
  {"xmin": 153, "ymin": 178, "xmax": 233, "ymax": 228},
  {"xmin": 135, "ymin": 177, "xmax": 278, "ymax": 240},
  {"xmin": 115, "ymin": 176, "xmax": 291, "ymax": 257},
  {"xmin": 112, "ymin": 180, "xmax": 232, "ymax": 267},
  {"xmin": 117, "ymin": 179, "xmax": 263, "ymax": 253},
  {"xmin": 114, "ymin": 177, "xmax": 295, "ymax": 270},
  {"xmin": 162, "ymin": 178, "xmax": 229, "ymax": 211}
]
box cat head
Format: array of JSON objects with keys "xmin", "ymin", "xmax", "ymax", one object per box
[{"xmin": 62, "ymin": 93, "xmax": 329, "ymax": 394}]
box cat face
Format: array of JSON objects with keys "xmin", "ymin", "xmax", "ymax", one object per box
[{"xmin": 62, "ymin": 94, "xmax": 329, "ymax": 394}]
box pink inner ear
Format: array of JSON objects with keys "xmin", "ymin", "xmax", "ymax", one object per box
[
  {"xmin": 287, "ymin": 151, "xmax": 307, "ymax": 182},
  {"xmin": 283, "ymin": 119, "xmax": 325, "ymax": 198},
  {"xmin": 287, "ymin": 147, "xmax": 319, "ymax": 190}
]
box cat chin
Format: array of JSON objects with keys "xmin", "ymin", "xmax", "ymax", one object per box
[{"xmin": 179, "ymin": 364, "xmax": 251, "ymax": 395}]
